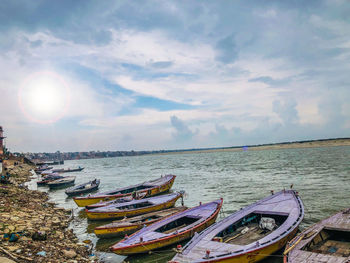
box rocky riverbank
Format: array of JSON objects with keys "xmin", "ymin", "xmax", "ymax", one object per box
[{"xmin": 0, "ymin": 161, "xmax": 98, "ymax": 263}]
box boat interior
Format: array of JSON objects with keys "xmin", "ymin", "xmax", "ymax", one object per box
[
  {"xmin": 77, "ymin": 183, "xmax": 92, "ymax": 190},
  {"xmin": 52, "ymin": 178, "xmax": 74, "ymax": 183},
  {"xmin": 155, "ymin": 216, "xmax": 201, "ymax": 234},
  {"xmin": 109, "ymin": 185, "xmax": 152, "ymax": 195},
  {"xmin": 212, "ymin": 212, "xmax": 288, "ymax": 245},
  {"xmin": 131, "ymin": 215, "xmax": 161, "ymax": 223},
  {"xmin": 302, "ymin": 228, "xmax": 350, "ymax": 257},
  {"xmin": 117, "ymin": 201, "xmax": 154, "ymax": 210}
]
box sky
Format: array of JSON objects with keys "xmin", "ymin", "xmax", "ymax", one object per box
[{"xmin": 1, "ymin": 0, "xmax": 350, "ymax": 152}]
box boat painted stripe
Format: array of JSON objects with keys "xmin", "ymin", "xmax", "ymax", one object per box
[{"xmin": 111, "ymin": 199, "xmax": 223, "ymax": 253}]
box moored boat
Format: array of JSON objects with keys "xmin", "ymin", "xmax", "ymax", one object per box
[
  {"xmin": 95, "ymin": 206, "xmax": 188, "ymax": 238},
  {"xmin": 37, "ymin": 173, "xmax": 65, "ymax": 186},
  {"xmin": 35, "ymin": 160, "xmax": 64, "ymax": 165},
  {"xmin": 86, "ymin": 195, "xmax": 136, "ymax": 210},
  {"xmin": 86, "ymin": 192, "xmax": 182, "ymax": 220},
  {"xmin": 41, "ymin": 168, "xmax": 64, "ymax": 175},
  {"xmin": 59, "ymin": 167, "xmax": 84, "ymax": 173},
  {"xmin": 48, "ymin": 176, "xmax": 76, "ymax": 189},
  {"xmin": 110, "ymin": 198, "xmax": 223, "ymax": 255},
  {"xmin": 65, "ymin": 179, "xmax": 100, "ymax": 196},
  {"xmin": 284, "ymin": 207, "xmax": 350, "ymax": 263},
  {"xmin": 171, "ymin": 189, "xmax": 304, "ymax": 263},
  {"xmin": 73, "ymin": 174, "xmax": 176, "ymax": 207},
  {"xmin": 34, "ymin": 165, "xmax": 53, "ymax": 173},
  {"xmin": 85, "ymin": 191, "xmax": 147, "ymax": 210}
]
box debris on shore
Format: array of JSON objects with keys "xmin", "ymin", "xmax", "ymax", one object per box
[{"xmin": 0, "ymin": 161, "xmax": 98, "ymax": 263}]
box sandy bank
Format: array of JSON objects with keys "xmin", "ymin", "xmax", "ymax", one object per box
[{"xmin": 161, "ymin": 138, "xmax": 350, "ymax": 155}]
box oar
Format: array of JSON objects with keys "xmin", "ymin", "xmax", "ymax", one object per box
[{"xmin": 283, "ymin": 234, "xmax": 305, "ymax": 255}]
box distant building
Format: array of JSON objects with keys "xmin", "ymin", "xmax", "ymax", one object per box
[{"xmin": 0, "ymin": 126, "xmax": 5, "ymax": 156}]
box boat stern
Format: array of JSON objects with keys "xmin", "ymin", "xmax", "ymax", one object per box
[
  {"xmin": 73, "ymin": 195, "xmax": 118, "ymax": 207},
  {"xmin": 95, "ymin": 224, "xmax": 140, "ymax": 238}
]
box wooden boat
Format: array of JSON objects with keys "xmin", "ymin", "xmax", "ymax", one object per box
[
  {"xmin": 34, "ymin": 165, "xmax": 53, "ymax": 173},
  {"xmin": 86, "ymin": 191, "xmax": 147, "ymax": 210},
  {"xmin": 65, "ymin": 179, "xmax": 100, "ymax": 196},
  {"xmin": 35, "ymin": 160, "xmax": 64, "ymax": 165},
  {"xmin": 59, "ymin": 167, "xmax": 84, "ymax": 173},
  {"xmin": 86, "ymin": 192, "xmax": 182, "ymax": 220},
  {"xmin": 86, "ymin": 195, "xmax": 137, "ymax": 210},
  {"xmin": 41, "ymin": 168, "xmax": 64, "ymax": 175},
  {"xmin": 110, "ymin": 199, "xmax": 223, "ymax": 255},
  {"xmin": 171, "ymin": 190, "xmax": 304, "ymax": 263},
  {"xmin": 284, "ymin": 207, "xmax": 350, "ymax": 263},
  {"xmin": 95, "ymin": 206, "xmax": 188, "ymax": 238},
  {"xmin": 48, "ymin": 176, "xmax": 76, "ymax": 189},
  {"xmin": 37, "ymin": 173, "xmax": 65, "ymax": 186},
  {"xmin": 73, "ymin": 174, "xmax": 176, "ymax": 207}
]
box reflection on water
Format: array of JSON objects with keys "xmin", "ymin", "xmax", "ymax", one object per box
[{"xmin": 36, "ymin": 146, "xmax": 350, "ymax": 263}]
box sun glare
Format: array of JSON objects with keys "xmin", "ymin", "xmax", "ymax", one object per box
[{"xmin": 18, "ymin": 71, "xmax": 70, "ymax": 124}]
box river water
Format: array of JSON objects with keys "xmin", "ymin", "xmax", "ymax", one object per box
[{"xmin": 33, "ymin": 146, "xmax": 350, "ymax": 263}]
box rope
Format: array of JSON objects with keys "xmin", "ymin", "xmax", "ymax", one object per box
[
  {"xmin": 219, "ymin": 205, "xmax": 226, "ymax": 219},
  {"xmin": 299, "ymin": 196, "xmax": 311, "ymax": 219}
]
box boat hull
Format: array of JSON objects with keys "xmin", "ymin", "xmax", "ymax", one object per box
[
  {"xmin": 114, "ymin": 214, "xmax": 219, "ymax": 255},
  {"xmin": 74, "ymin": 196, "xmax": 112, "ymax": 207},
  {"xmin": 65, "ymin": 180, "xmax": 100, "ymax": 196},
  {"xmin": 74, "ymin": 175, "xmax": 175, "ymax": 207},
  {"xmin": 178, "ymin": 228, "xmax": 297, "ymax": 263},
  {"xmin": 95, "ymin": 207, "xmax": 188, "ymax": 238},
  {"xmin": 95, "ymin": 224, "xmax": 143, "ymax": 238},
  {"xmin": 111, "ymin": 199, "xmax": 223, "ymax": 255},
  {"xmin": 60, "ymin": 168, "xmax": 84, "ymax": 173},
  {"xmin": 37, "ymin": 180, "xmax": 51, "ymax": 186},
  {"xmin": 65, "ymin": 185, "xmax": 99, "ymax": 196},
  {"xmin": 86, "ymin": 194, "xmax": 181, "ymax": 220},
  {"xmin": 48, "ymin": 180, "xmax": 75, "ymax": 189}
]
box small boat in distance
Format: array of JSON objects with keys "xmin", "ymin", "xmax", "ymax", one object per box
[
  {"xmin": 34, "ymin": 165, "xmax": 53, "ymax": 173},
  {"xmin": 284, "ymin": 207, "xmax": 350, "ymax": 263},
  {"xmin": 35, "ymin": 160, "xmax": 64, "ymax": 165},
  {"xmin": 48, "ymin": 176, "xmax": 76, "ymax": 189},
  {"xmin": 86, "ymin": 192, "xmax": 182, "ymax": 220},
  {"xmin": 110, "ymin": 199, "xmax": 223, "ymax": 255},
  {"xmin": 171, "ymin": 190, "xmax": 304, "ymax": 263},
  {"xmin": 59, "ymin": 167, "xmax": 84, "ymax": 173},
  {"xmin": 41, "ymin": 168, "xmax": 65, "ymax": 175},
  {"xmin": 94, "ymin": 206, "xmax": 188, "ymax": 238},
  {"xmin": 65, "ymin": 179, "xmax": 100, "ymax": 196},
  {"xmin": 37, "ymin": 173, "xmax": 65, "ymax": 186},
  {"xmin": 73, "ymin": 174, "xmax": 176, "ymax": 207}
]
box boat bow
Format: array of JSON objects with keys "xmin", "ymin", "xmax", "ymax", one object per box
[{"xmin": 172, "ymin": 190, "xmax": 304, "ymax": 262}]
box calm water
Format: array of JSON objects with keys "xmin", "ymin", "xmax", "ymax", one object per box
[{"xmin": 32, "ymin": 146, "xmax": 350, "ymax": 263}]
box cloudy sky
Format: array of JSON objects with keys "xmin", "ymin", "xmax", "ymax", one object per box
[{"xmin": 1, "ymin": 0, "xmax": 350, "ymax": 152}]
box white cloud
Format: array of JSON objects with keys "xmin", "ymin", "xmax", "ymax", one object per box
[{"xmin": 2, "ymin": 1, "xmax": 350, "ymax": 151}]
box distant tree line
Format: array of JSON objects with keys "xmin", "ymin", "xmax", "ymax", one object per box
[{"xmin": 19, "ymin": 137, "xmax": 350, "ymax": 161}]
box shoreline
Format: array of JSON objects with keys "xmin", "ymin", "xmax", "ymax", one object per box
[
  {"xmin": 156, "ymin": 138, "xmax": 350, "ymax": 155},
  {"xmin": 26, "ymin": 138, "xmax": 350, "ymax": 161},
  {"xmin": 0, "ymin": 160, "xmax": 98, "ymax": 263}
]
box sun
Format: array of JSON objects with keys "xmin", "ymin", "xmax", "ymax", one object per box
[{"xmin": 18, "ymin": 71, "xmax": 70, "ymax": 124}]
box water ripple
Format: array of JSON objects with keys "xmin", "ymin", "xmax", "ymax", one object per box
[{"xmin": 42, "ymin": 146, "xmax": 350, "ymax": 263}]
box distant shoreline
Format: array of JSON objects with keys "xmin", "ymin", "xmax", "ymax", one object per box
[
  {"xmin": 26, "ymin": 138, "xmax": 350, "ymax": 162},
  {"xmin": 156, "ymin": 138, "xmax": 350, "ymax": 155}
]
